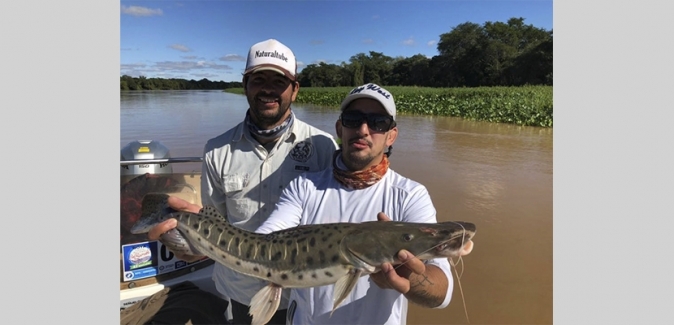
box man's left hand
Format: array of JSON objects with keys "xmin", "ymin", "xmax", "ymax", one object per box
[{"xmin": 370, "ymin": 212, "xmax": 427, "ymax": 294}]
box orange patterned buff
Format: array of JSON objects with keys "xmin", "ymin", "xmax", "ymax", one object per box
[{"xmin": 332, "ymin": 150, "xmax": 390, "ymax": 189}]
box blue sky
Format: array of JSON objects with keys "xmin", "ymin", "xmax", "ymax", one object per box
[{"xmin": 121, "ymin": 0, "xmax": 553, "ymax": 82}]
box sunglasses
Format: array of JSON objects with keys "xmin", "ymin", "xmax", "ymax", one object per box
[{"xmin": 340, "ymin": 111, "xmax": 396, "ymax": 132}]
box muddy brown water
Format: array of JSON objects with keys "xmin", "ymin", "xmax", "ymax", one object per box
[{"xmin": 121, "ymin": 90, "xmax": 553, "ymax": 324}]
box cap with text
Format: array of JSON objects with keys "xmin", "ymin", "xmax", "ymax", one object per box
[
  {"xmin": 244, "ymin": 39, "xmax": 297, "ymax": 81},
  {"xmin": 339, "ymin": 83, "xmax": 396, "ymax": 120}
]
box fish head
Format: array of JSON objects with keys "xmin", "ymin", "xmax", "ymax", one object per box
[
  {"xmin": 129, "ymin": 193, "xmax": 176, "ymax": 234},
  {"xmin": 416, "ymin": 221, "xmax": 476, "ymax": 258},
  {"xmin": 342, "ymin": 221, "xmax": 476, "ymax": 267}
]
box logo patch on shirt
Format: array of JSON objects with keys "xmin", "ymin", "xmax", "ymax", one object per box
[{"xmin": 290, "ymin": 141, "xmax": 313, "ymax": 163}]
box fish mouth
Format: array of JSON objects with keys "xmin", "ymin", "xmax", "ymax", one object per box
[{"xmin": 434, "ymin": 227, "xmax": 476, "ymax": 257}]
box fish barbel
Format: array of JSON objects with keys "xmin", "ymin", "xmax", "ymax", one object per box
[{"xmin": 130, "ymin": 193, "xmax": 476, "ymax": 325}]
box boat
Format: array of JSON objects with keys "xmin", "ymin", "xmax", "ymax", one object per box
[{"xmin": 119, "ymin": 140, "xmax": 223, "ymax": 314}]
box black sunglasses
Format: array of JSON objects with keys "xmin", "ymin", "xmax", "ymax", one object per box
[{"xmin": 340, "ymin": 111, "xmax": 396, "ymax": 132}]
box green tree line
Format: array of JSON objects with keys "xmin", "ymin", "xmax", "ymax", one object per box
[
  {"xmin": 120, "ymin": 75, "xmax": 243, "ymax": 90},
  {"xmin": 299, "ymin": 17, "xmax": 551, "ymax": 88},
  {"xmin": 121, "ymin": 17, "xmax": 551, "ymax": 90}
]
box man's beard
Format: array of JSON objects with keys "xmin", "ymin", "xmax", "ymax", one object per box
[
  {"xmin": 249, "ymin": 100, "xmax": 290, "ymax": 129},
  {"xmin": 342, "ymin": 142, "xmax": 384, "ymax": 171}
]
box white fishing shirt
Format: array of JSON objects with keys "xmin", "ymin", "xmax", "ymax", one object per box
[
  {"xmin": 257, "ymin": 155, "xmax": 454, "ymax": 325},
  {"xmin": 201, "ymin": 113, "xmax": 338, "ymax": 306}
]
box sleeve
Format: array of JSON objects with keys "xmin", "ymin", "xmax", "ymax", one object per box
[
  {"xmin": 255, "ymin": 174, "xmax": 305, "ymax": 234},
  {"xmin": 400, "ymin": 185, "xmax": 437, "ymax": 224},
  {"xmin": 402, "ymin": 184, "xmax": 454, "ymax": 309}
]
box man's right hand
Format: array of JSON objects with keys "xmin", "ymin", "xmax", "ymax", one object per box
[{"xmin": 148, "ymin": 196, "xmax": 205, "ymax": 263}]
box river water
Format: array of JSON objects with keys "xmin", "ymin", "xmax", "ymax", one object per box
[{"xmin": 121, "ymin": 90, "xmax": 553, "ymax": 324}]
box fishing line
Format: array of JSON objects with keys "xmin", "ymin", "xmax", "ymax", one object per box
[{"xmin": 449, "ymin": 221, "xmax": 470, "ymax": 324}]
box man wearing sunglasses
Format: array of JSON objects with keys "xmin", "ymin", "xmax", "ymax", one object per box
[{"xmin": 254, "ymin": 83, "xmax": 454, "ymax": 324}]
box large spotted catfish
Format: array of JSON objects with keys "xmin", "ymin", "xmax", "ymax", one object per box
[{"xmin": 131, "ymin": 194, "xmax": 476, "ymax": 325}]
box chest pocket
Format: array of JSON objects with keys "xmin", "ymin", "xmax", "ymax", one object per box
[{"xmin": 222, "ymin": 174, "xmax": 248, "ymax": 197}]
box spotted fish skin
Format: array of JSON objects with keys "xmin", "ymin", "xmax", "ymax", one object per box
[{"xmin": 130, "ymin": 193, "xmax": 476, "ymax": 325}]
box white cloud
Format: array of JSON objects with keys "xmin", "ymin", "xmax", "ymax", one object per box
[
  {"xmin": 402, "ymin": 37, "xmax": 415, "ymax": 46},
  {"xmin": 154, "ymin": 60, "xmax": 233, "ymax": 71},
  {"xmin": 427, "ymin": 40, "xmax": 437, "ymax": 47},
  {"xmin": 168, "ymin": 44, "xmax": 191, "ymax": 52},
  {"xmin": 219, "ymin": 54, "xmax": 245, "ymax": 61},
  {"xmin": 121, "ymin": 5, "xmax": 163, "ymax": 17},
  {"xmin": 362, "ymin": 38, "xmax": 374, "ymax": 44}
]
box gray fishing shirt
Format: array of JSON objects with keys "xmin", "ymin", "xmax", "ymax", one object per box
[{"xmin": 201, "ymin": 112, "xmax": 338, "ymax": 306}]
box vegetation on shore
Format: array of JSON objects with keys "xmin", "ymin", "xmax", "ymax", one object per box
[{"xmin": 225, "ymin": 85, "xmax": 552, "ymax": 127}]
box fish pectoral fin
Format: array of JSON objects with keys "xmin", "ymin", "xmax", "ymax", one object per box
[
  {"xmin": 331, "ymin": 268, "xmax": 364, "ymax": 317},
  {"xmin": 249, "ymin": 283, "xmax": 283, "ymax": 325},
  {"xmin": 159, "ymin": 229, "xmax": 202, "ymax": 256}
]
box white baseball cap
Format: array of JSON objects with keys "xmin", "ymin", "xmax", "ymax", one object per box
[
  {"xmin": 339, "ymin": 83, "xmax": 396, "ymax": 120},
  {"xmin": 244, "ymin": 39, "xmax": 297, "ymax": 81}
]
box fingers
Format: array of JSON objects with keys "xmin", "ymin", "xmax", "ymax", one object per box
[
  {"xmin": 167, "ymin": 196, "xmax": 201, "ymax": 213},
  {"xmin": 377, "ymin": 212, "xmax": 391, "ymax": 222},
  {"xmin": 397, "ymin": 250, "xmax": 426, "ymax": 275},
  {"xmin": 148, "ymin": 219, "xmax": 177, "ymax": 240},
  {"xmin": 380, "ymin": 263, "xmax": 410, "ymax": 294},
  {"xmin": 371, "ymin": 250, "xmax": 427, "ymax": 294}
]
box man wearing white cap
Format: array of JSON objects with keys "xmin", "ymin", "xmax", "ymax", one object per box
[
  {"xmin": 146, "ymin": 39, "xmax": 338, "ymax": 324},
  {"xmin": 253, "ymin": 83, "xmax": 455, "ymax": 324}
]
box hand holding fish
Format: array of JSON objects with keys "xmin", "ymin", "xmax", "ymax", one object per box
[
  {"xmin": 370, "ymin": 212, "xmax": 425, "ymax": 293},
  {"xmin": 370, "ymin": 212, "xmax": 451, "ymax": 308},
  {"xmin": 147, "ymin": 196, "xmax": 205, "ymax": 263},
  {"xmin": 371, "ymin": 249, "xmax": 425, "ymax": 292}
]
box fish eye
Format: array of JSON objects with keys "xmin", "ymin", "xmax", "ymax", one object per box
[{"xmin": 402, "ymin": 234, "xmax": 414, "ymax": 241}]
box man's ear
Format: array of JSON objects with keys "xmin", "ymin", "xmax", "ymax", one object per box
[
  {"xmin": 335, "ymin": 119, "xmax": 343, "ymax": 138},
  {"xmin": 386, "ymin": 127, "xmax": 398, "ymax": 147},
  {"xmin": 290, "ymin": 81, "xmax": 300, "ymax": 101}
]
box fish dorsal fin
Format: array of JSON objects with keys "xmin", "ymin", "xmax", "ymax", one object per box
[
  {"xmin": 331, "ymin": 268, "xmax": 364, "ymax": 316},
  {"xmin": 199, "ymin": 206, "xmax": 226, "ymax": 221},
  {"xmin": 249, "ymin": 283, "xmax": 283, "ymax": 325}
]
